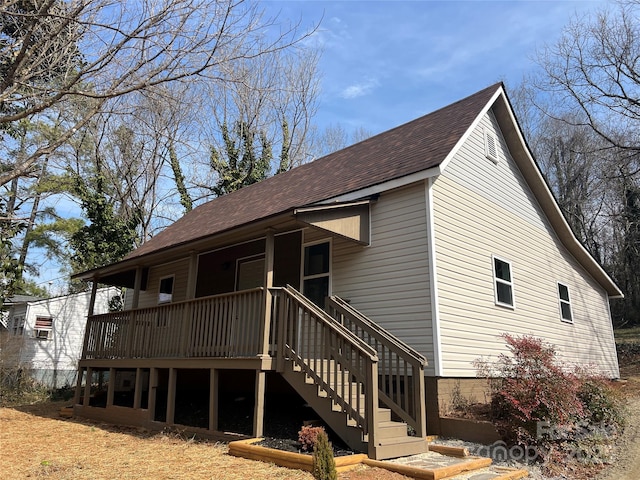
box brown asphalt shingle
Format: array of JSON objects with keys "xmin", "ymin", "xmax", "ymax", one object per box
[{"xmin": 126, "ymin": 83, "xmax": 501, "ymax": 260}]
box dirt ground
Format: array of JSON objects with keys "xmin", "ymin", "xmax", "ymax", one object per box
[
  {"xmin": 2, "ymin": 350, "xmax": 639, "ymax": 479},
  {"xmin": 596, "ymin": 363, "xmax": 640, "ymax": 479},
  {"xmin": 0, "ymin": 401, "xmax": 410, "ymax": 480}
]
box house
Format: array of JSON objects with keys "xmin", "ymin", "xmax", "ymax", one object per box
[
  {"xmin": 2, "ymin": 288, "xmax": 119, "ymax": 388},
  {"xmin": 71, "ymin": 83, "xmax": 621, "ymax": 459}
]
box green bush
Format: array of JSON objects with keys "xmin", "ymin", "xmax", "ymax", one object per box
[{"xmin": 312, "ymin": 430, "xmax": 337, "ymax": 480}]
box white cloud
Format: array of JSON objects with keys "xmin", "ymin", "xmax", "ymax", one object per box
[{"xmin": 341, "ymin": 78, "xmax": 380, "ymax": 99}]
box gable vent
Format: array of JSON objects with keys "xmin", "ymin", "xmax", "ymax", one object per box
[{"xmin": 484, "ymin": 130, "xmax": 498, "ymax": 163}]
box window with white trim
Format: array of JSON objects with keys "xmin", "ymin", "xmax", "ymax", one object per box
[
  {"xmin": 557, "ymin": 282, "xmax": 573, "ymax": 323},
  {"xmin": 34, "ymin": 316, "xmax": 53, "ymax": 340},
  {"xmin": 493, "ymin": 256, "xmax": 514, "ymax": 308},
  {"xmin": 302, "ymin": 240, "xmax": 330, "ymax": 308},
  {"xmin": 158, "ymin": 275, "xmax": 174, "ymax": 304}
]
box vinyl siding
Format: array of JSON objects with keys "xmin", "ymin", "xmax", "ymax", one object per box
[
  {"xmin": 137, "ymin": 258, "xmax": 190, "ymax": 308},
  {"xmin": 432, "ymin": 111, "xmax": 619, "ymax": 377},
  {"xmin": 18, "ymin": 288, "xmax": 117, "ymax": 372},
  {"xmin": 330, "ymin": 183, "xmax": 435, "ymax": 375}
]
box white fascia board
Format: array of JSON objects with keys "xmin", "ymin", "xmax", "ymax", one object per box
[
  {"xmin": 425, "ymin": 178, "xmax": 443, "ymax": 377},
  {"xmin": 438, "ymin": 87, "xmax": 504, "ymax": 174},
  {"xmin": 315, "ymin": 165, "xmax": 442, "ymax": 205},
  {"xmin": 494, "ymin": 90, "xmax": 623, "ymax": 298}
]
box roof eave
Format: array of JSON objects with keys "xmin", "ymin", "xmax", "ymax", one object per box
[
  {"xmin": 73, "ymin": 210, "xmax": 299, "ymax": 281},
  {"xmin": 489, "ymin": 89, "xmax": 623, "ymax": 299}
]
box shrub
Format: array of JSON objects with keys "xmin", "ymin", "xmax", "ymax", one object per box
[
  {"xmin": 575, "ymin": 372, "xmax": 626, "ymax": 428},
  {"xmin": 475, "ymin": 334, "xmax": 626, "ymax": 447},
  {"xmin": 312, "ymin": 430, "xmax": 337, "ymax": 480},
  {"xmin": 298, "ymin": 425, "xmax": 325, "ymax": 452},
  {"xmin": 0, "ymin": 365, "xmax": 50, "ymax": 406}
]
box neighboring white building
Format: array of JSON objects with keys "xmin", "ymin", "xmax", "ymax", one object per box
[{"xmin": 3, "ymin": 288, "xmax": 119, "ymax": 388}]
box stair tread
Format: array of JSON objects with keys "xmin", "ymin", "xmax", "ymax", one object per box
[
  {"xmin": 376, "ymin": 435, "xmax": 427, "ymax": 446},
  {"xmin": 378, "ymin": 420, "xmax": 407, "ymax": 427}
]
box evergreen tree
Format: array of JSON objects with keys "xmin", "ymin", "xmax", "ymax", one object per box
[
  {"xmin": 209, "ymin": 121, "xmax": 272, "ymax": 197},
  {"xmin": 311, "ymin": 430, "xmax": 337, "ymax": 480},
  {"xmin": 69, "ymin": 167, "xmax": 140, "ymax": 277}
]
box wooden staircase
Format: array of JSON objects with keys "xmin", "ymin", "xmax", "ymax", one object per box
[{"xmin": 270, "ymin": 286, "xmax": 429, "ymax": 460}]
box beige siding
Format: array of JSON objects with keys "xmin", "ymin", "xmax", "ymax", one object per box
[
  {"xmin": 433, "ymin": 112, "xmax": 619, "ymax": 377},
  {"xmin": 137, "ymin": 258, "xmax": 190, "ymax": 308},
  {"xmin": 331, "ymin": 183, "xmax": 435, "ymax": 375}
]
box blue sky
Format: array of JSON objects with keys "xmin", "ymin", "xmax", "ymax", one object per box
[
  {"xmin": 32, "ymin": 0, "xmax": 609, "ymax": 292},
  {"xmin": 266, "ymin": 0, "xmax": 607, "ymax": 136}
]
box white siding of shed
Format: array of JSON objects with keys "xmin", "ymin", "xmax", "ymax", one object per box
[
  {"xmin": 330, "ymin": 183, "xmax": 435, "ymax": 375},
  {"xmin": 137, "ymin": 258, "xmax": 190, "ymax": 308},
  {"xmin": 18, "ymin": 288, "xmax": 117, "ymax": 380},
  {"xmin": 432, "ymin": 111, "xmax": 619, "ymax": 377}
]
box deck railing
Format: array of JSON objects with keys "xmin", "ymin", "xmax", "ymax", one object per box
[
  {"xmin": 82, "ymin": 288, "xmax": 265, "ymax": 359},
  {"xmin": 326, "ymin": 296, "xmax": 427, "ymax": 438},
  {"xmin": 271, "ymin": 286, "xmax": 379, "ymax": 437}
]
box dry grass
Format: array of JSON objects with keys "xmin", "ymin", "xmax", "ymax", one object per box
[{"xmin": 0, "ymin": 401, "xmax": 410, "ymax": 480}]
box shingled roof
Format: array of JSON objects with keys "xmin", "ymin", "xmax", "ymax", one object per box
[{"xmin": 125, "ymin": 83, "xmax": 501, "ymax": 260}]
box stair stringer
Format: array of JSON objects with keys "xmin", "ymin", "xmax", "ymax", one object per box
[{"xmin": 280, "ymin": 360, "xmax": 368, "ymax": 453}]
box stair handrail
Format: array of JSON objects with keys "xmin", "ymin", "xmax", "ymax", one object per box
[
  {"xmin": 327, "ymin": 296, "xmax": 427, "ymax": 365},
  {"xmin": 278, "ymin": 287, "xmax": 377, "ymax": 359},
  {"xmin": 326, "ymin": 295, "xmax": 427, "ymax": 438},
  {"xmin": 270, "ymin": 286, "xmax": 379, "ymax": 443}
]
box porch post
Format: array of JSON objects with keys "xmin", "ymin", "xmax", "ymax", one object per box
[
  {"xmin": 83, "ymin": 367, "xmax": 93, "ymax": 406},
  {"xmin": 186, "ymin": 251, "xmax": 198, "ymax": 299},
  {"xmin": 133, "ymin": 367, "xmax": 143, "ymax": 409},
  {"xmin": 106, "ymin": 367, "xmax": 115, "ymax": 407},
  {"xmin": 132, "ymin": 266, "xmax": 143, "ymax": 309},
  {"xmin": 148, "ymin": 368, "xmax": 158, "ymax": 420},
  {"xmin": 209, "ymin": 368, "xmax": 218, "ymax": 432},
  {"xmin": 73, "ymin": 367, "xmax": 84, "ymax": 405},
  {"xmin": 179, "ymin": 252, "xmax": 198, "ymax": 357},
  {"xmin": 88, "ymin": 278, "xmax": 98, "ymax": 316},
  {"xmin": 253, "ymin": 370, "xmax": 266, "ymax": 437},
  {"xmin": 166, "ymin": 368, "xmax": 177, "ymax": 424},
  {"xmin": 258, "ymin": 228, "xmax": 275, "ymax": 359}
]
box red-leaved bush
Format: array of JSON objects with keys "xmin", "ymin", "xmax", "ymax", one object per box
[
  {"xmin": 475, "ymin": 334, "xmax": 624, "ymax": 445},
  {"xmin": 298, "ymin": 425, "xmax": 325, "ymax": 452}
]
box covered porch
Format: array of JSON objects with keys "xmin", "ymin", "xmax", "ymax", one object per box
[{"xmin": 73, "ymin": 201, "xmax": 429, "ymax": 458}]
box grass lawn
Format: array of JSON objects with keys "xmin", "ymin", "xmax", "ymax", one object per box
[{"xmin": 614, "ymin": 326, "xmax": 640, "ymax": 344}]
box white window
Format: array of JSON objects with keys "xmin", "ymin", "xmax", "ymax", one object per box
[
  {"xmin": 158, "ymin": 275, "xmax": 174, "ymax": 304},
  {"xmin": 484, "ymin": 128, "xmax": 498, "ymax": 163},
  {"xmin": 492, "ymin": 256, "xmax": 514, "ymax": 308},
  {"xmin": 557, "ymin": 282, "xmax": 573, "ymax": 323},
  {"xmin": 34, "ymin": 316, "xmax": 53, "ymax": 340},
  {"xmin": 302, "ymin": 240, "xmax": 331, "ymax": 308}
]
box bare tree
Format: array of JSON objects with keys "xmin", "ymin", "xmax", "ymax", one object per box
[
  {"xmin": 0, "ymin": 0, "xmax": 312, "ymax": 186},
  {"xmin": 311, "ymin": 123, "xmax": 373, "ymax": 159},
  {"xmin": 535, "ymin": 1, "xmax": 640, "ymax": 154}
]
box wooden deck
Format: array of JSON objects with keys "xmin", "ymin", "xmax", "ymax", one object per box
[
  {"xmin": 82, "ymin": 288, "xmax": 268, "ymax": 360},
  {"xmin": 76, "ymin": 286, "xmax": 428, "ymax": 459}
]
